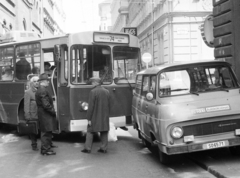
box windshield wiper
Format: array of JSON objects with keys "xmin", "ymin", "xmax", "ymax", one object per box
[
  {"xmin": 218, "ymin": 88, "xmax": 229, "ymax": 92},
  {"xmin": 171, "ymin": 88, "xmax": 188, "ymax": 91},
  {"xmin": 190, "ymin": 91, "xmax": 199, "ymax": 96},
  {"xmin": 171, "ymin": 88, "xmax": 199, "ymax": 96}
]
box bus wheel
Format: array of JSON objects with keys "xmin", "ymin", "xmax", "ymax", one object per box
[
  {"xmin": 158, "ymin": 149, "xmax": 170, "ymax": 164},
  {"xmin": 229, "ymin": 146, "xmax": 240, "ymax": 156}
]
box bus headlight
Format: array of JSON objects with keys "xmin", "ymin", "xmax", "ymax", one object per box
[
  {"xmin": 171, "ymin": 126, "xmax": 183, "ymax": 139},
  {"xmin": 81, "ymin": 102, "xmax": 88, "ymax": 110},
  {"xmin": 79, "ymin": 101, "xmax": 88, "ymax": 111}
]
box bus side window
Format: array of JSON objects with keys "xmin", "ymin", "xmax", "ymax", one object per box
[
  {"xmin": 16, "ymin": 52, "xmax": 31, "ymax": 80},
  {"xmin": 2, "ymin": 66, "xmax": 13, "ymax": 81},
  {"xmin": 16, "ymin": 43, "xmax": 40, "ymax": 80}
]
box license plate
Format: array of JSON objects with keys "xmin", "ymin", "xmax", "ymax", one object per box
[{"xmin": 203, "ymin": 140, "xmax": 228, "ymax": 150}]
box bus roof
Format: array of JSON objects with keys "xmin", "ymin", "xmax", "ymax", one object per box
[
  {"xmin": 0, "ymin": 31, "xmax": 139, "ymax": 48},
  {"xmin": 0, "ymin": 31, "xmax": 68, "ymax": 47},
  {"xmin": 138, "ymin": 60, "xmax": 231, "ymax": 75}
]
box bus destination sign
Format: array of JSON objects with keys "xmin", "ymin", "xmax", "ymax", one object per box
[{"xmin": 93, "ymin": 32, "xmax": 129, "ymax": 44}]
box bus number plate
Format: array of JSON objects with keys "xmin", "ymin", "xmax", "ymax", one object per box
[{"xmin": 203, "ymin": 141, "xmax": 228, "ymax": 150}]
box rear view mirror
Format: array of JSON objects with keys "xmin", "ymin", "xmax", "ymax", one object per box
[{"xmin": 54, "ymin": 45, "xmax": 60, "ymax": 62}]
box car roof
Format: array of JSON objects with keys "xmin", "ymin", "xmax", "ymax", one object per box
[{"xmin": 137, "ymin": 60, "xmax": 230, "ymax": 75}]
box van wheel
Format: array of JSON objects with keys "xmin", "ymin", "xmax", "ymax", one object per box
[
  {"xmin": 142, "ymin": 138, "xmax": 151, "ymax": 149},
  {"xmin": 138, "ymin": 130, "xmax": 142, "ymax": 139},
  {"xmin": 229, "ymin": 146, "xmax": 240, "ymax": 156},
  {"xmin": 158, "ymin": 149, "xmax": 170, "ymax": 164}
]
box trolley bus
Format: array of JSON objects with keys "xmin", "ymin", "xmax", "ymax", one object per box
[{"xmin": 0, "ymin": 31, "xmax": 141, "ymax": 133}]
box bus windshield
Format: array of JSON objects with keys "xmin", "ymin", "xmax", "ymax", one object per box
[
  {"xmin": 113, "ymin": 46, "xmax": 140, "ymax": 84},
  {"xmin": 71, "ymin": 45, "xmax": 112, "ymax": 84}
]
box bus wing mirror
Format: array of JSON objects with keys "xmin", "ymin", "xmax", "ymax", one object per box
[{"xmin": 54, "ymin": 45, "xmax": 61, "ymax": 62}]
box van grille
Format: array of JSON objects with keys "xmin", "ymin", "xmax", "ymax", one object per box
[{"xmin": 183, "ymin": 119, "xmax": 240, "ymax": 136}]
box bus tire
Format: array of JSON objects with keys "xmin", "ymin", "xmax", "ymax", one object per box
[
  {"xmin": 158, "ymin": 149, "xmax": 170, "ymax": 164},
  {"xmin": 229, "ymin": 146, "xmax": 240, "ymax": 156}
]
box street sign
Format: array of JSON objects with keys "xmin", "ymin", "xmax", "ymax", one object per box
[
  {"xmin": 123, "ymin": 27, "xmax": 137, "ymax": 36},
  {"xmin": 142, "ymin": 52, "xmax": 152, "ymax": 68}
]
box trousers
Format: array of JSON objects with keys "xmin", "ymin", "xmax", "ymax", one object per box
[
  {"xmin": 84, "ymin": 131, "xmax": 108, "ymax": 151},
  {"xmin": 41, "ymin": 131, "xmax": 52, "ymax": 151}
]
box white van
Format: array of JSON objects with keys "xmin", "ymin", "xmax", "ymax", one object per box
[{"xmin": 132, "ymin": 60, "xmax": 240, "ymax": 164}]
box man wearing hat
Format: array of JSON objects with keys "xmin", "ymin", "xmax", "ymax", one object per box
[
  {"xmin": 35, "ymin": 73, "xmax": 57, "ymax": 156},
  {"xmin": 81, "ymin": 77, "xmax": 111, "ymax": 153}
]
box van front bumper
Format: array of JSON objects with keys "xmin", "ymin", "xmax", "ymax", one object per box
[{"xmin": 164, "ymin": 137, "xmax": 240, "ymax": 155}]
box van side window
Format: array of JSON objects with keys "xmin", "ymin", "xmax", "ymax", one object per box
[
  {"xmin": 141, "ymin": 76, "xmax": 149, "ymax": 97},
  {"xmin": 135, "ymin": 75, "xmax": 142, "ymax": 94},
  {"xmin": 150, "ymin": 75, "xmax": 156, "ymax": 98}
]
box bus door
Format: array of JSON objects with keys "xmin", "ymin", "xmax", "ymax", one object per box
[{"xmin": 54, "ymin": 44, "xmax": 69, "ymax": 132}]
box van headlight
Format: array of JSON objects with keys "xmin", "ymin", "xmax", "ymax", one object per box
[
  {"xmin": 81, "ymin": 102, "xmax": 88, "ymax": 110},
  {"xmin": 171, "ymin": 126, "xmax": 183, "ymax": 139}
]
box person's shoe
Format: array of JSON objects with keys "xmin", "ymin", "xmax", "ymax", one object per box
[
  {"xmin": 41, "ymin": 150, "xmax": 56, "ymax": 156},
  {"xmin": 97, "ymin": 149, "xmax": 107, "ymax": 153},
  {"xmin": 32, "ymin": 147, "xmax": 39, "ymax": 151},
  {"xmin": 81, "ymin": 149, "xmax": 91, "ymax": 153},
  {"xmin": 50, "ymin": 144, "xmax": 58, "ymax": 148}
]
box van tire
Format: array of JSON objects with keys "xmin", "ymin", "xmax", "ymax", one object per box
[
  {"xmin": 229, "ymin": 146, "xmax": 240, "ymax": 156},
  {"xmin": 142, "ymin": 138, "xmax": 151, "ymax": 150},
  {"xmin": 158, "ymin": 149, "xmax": 169, "ymax": 164}
]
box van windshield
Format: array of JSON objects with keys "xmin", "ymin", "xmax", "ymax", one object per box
[{"xmin": 159, "ymin": 65, "xmax": 238, "ymax": 97}]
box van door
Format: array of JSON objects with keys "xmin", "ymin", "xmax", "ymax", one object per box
[
  {"xmin": 146, "ymin": 75, "xmax": 157, "ymax": 134},
  {"xmin": 132, "ymin": 75, "xmax": 143, "ymax": 133},
  {"xmin": 140, "ymin": 75, "xmax": 151, "ymax": 139}
]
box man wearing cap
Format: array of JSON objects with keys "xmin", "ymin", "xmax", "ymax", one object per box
[
  {"xmin": 35, "ymin": 73, "xmax": 57, "ymax": 156},
  {"xmin": 81, "ymin": 77, "xmax": 111, "ymax": 154}
]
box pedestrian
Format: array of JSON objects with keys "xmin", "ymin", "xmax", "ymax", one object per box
[
  {"xmin": 24, "ymin": 76, "xmax": 39, "ymax": 151},
  {"xmin": 35, "ymin": 73, "xmax": 57, "ymax": 156},
  {"xmin": 16, "ymin": 52, "xmax": 31, "ymax": 80},
  {"xmin": 44, "ymin": 62, "xmax": 52, "ymax": 76},
  {"xmin": 81, "ymin": 77, "xmax": 111, "ymax": 154}
]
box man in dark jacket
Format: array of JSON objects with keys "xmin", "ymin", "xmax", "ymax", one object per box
[
  {"xmin": 35, "ymin": 73, "xmax": 57, "ymax": 156},
  {"xmin": 81, "ymin": 77, "xmax": 110, "ymax": 153}
]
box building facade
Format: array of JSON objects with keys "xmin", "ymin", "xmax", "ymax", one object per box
[
  {"xmin": 98, "ymin": 0, "xmax": 112, "ymax": 31},
  {"xmin": 0, "ymin": 0, "xmax": 65, "ymax": 38},
  {"xmin": 111, "ymin": 0, "xmax": 214, "ymax": 68}
]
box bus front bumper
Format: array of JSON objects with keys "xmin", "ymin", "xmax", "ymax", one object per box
[{"xmin": 69, "ymin": 116, "xmax": 131, "ymax": 132}]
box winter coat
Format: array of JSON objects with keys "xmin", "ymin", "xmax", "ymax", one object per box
[
  {"xmin": 86, "ymin": 85, "xmax": 110, "ymax": 132},
  {"xmin": 24, "ymin": 87, "xmax": 38, "ymax": 120},
  {"xmin": 35, "ymin": 85, "xmax": 57, "ymax": 132}
]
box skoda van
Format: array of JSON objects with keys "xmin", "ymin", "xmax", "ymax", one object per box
[{"xmin": 132, "ymin": 60, "xmax": 240, "ymax": 163}]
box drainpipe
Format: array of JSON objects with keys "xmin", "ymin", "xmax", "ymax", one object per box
[{"xmin": 152, "ymin": 0, "xmax": 154, "ymax": 66}]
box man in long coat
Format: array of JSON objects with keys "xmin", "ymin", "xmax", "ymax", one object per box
[
  {"xmin": 81, "ymin": 77, "xmax": 111, "ymax": 153},
  {"xmin": 24, "ymin": 76, "xmax": 39, "ymax": 151},
  {"xmin": 35, "ymin": 73, "xmax": 57, "ymax": 156}
]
